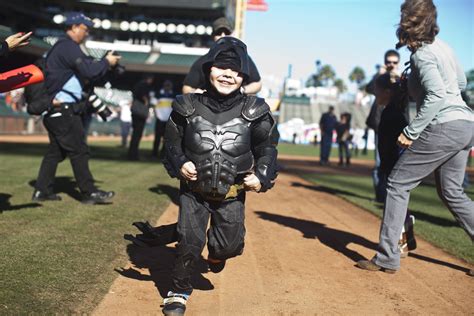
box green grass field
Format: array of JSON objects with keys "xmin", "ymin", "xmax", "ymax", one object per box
[
  {"xmin": 277, "ymin": 142, "xmax": 474, "ymax": 167},
  {"xmin": 277, "ymin": 142, "xmax": 373, "ymax": 160},
  {"xmin": 0, "ymin": 141, "xmax": 176, "ymax": 313}
]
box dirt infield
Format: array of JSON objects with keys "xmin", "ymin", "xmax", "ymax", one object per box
[{"xmin": 93, "ymin": 158, "xmax": 474, "ymax": 315}]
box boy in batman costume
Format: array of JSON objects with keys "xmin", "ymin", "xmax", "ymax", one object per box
[{"xmin": 147, "ymin": 37, "xmax": 278, "ymax": 315}]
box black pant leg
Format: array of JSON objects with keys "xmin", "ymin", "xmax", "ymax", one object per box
[
  {"xmin": 61, "ymin": 115, "xmax": 96, "ymax": 194},
  {"xmin": 172, "ymin": 191, "xmax": 210, "ymax": 293},
  {"xmin": 152, "ymin": 120, "xmax": 166, "ymax": 156},
  {"xmin": 128, "ymin": 115, "xmax": 146, "ymax": 160},
  {"xmin": 35, "ymin": 122, "xmax": 67, "ymax": 194},
  {"xmin": 50, "ymin": 114, "xmax": 96, "ymax": 194},
  {"xmin": 39, "ymin": 112, "xmax": 96, "ymax": 194},
  {"xmin": 207, "ymin": 193, "xmax": 246, "ymax": 261}
]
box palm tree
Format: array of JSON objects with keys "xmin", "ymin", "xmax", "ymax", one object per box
[
  {"xmin": 334, "ymin": 78, "xmax": 347, "ymax": 94},
  {"xmin": 349, "ymin": 66, "xmax": 366, "ymax": 89},
  {"xmin": 319, "ymin": 65, "xmax": 336, "ymax": 86}
]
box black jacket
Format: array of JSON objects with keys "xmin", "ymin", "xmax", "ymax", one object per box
[
  {"xmin": 378, "ymin": 103, "xmax": 409, "ymax": 174},
  {"xmin": 0, "ymin": 41, "xmax": 8, "ymax": 58},
  {"xmin": 45, "ymin": 36, "xmax": 109, "ymax": 99}
]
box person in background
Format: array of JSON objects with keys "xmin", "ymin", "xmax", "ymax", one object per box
[
  {"xmin": 374, "ymin": 71, "xmax": 417, "ymax": 258},
  {"xmin": 357, "ymin": 0, "xmax": 473, "ymax": 275},
  {"xmin": 319, "ymin": 105, "xmax": 337, "ymax": 165},
  {"xmin": 152, "ymin": 80, "xmax": 175, "ymax": 158},
  {"xmin": 118, "ymin": 99, "xmax": 132, "ymax": 148},
  {"xmin": 128, "ymin": 75, "xmax": 153, "ymax": 161},
  {"xmin": 32, "ymin": 12, "xmax": 120, "ymax": 204},
  {"xmin": 366, "ymin": 49, "xmax": 401, "ymax": 202},
  {"xmin": 336, "ymin": 112, "xmax": 351, "ymax": 167},
  {"xmin": 182, "ymin": 17, "xmax": 262, "ymax": 95}
]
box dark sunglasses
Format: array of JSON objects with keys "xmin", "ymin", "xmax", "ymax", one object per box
[
  {"xmin": 385, "ymin": 60, "xmax": 399, "ymax": 65},
  {"xmin": 213, "ymin": 28, "xmax": 231, "ymax": 36}
]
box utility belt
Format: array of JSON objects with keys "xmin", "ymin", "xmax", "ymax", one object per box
[
  {"xmin": 47, "ymin": 101, "xmax": 86, "ymax": 117},
  {"xmin": 190, "ymin": 183, "xmax": 245, "ymax": 202}
]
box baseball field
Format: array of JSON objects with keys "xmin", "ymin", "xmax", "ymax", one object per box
[{"xmin": 1, "ymin": 137, "xmax": 473, "ymax": 314}]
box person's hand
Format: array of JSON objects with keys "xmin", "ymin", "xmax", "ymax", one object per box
[
  {"xmin": 5, "ymin": 32, "xmax": 32, "ymax": 51},
  {"xmin": 397, "ymin": 133, "xmax": 413, "ymax": 148},
  {"xmin": 194, "ymin": 88, "xmax": 206, "ymax": 94},
  {"xmin": 244, "ymin": 173, "xmax": 261, "ymax": 192},
  {"xmin": 52, "ymin": 99, "xmax": 62, "ymax": 107},
  {"xmin": 180, "ymin": 161, "xmax": 197, "ymax": 181},
  {"xmin": 105, "ymin": 51, "xmax": 121, "ymax": 67},
  {"xmin": 378, "ymin": 65, "xmax": 388, "ymax": 75}
]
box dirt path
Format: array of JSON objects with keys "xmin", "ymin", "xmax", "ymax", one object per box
[{"xmin": 93, "ymin": 157, "xmax": 474, "ymax": 316}]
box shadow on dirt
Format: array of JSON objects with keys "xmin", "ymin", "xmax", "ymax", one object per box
[
  {"xmin": 116, "ymin": 243, "xmax": 213, "ymax": 298},
  {"xmin": 255, "ymin": 210, "xmax": 378, "ymax": 262}
]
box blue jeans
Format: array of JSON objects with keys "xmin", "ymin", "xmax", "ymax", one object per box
[{"xmin": 374, "ymin": 120, "xmax": 474, "ymax": 270}]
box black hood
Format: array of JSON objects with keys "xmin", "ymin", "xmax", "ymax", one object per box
[{"xmin": 201, "ymin": 36, "xmax": 251, "ymax": 84}]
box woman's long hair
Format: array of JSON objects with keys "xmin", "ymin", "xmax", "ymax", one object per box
[{"xmin": 396, "ymin": 0, "xmax": 439, "ymax": 51}]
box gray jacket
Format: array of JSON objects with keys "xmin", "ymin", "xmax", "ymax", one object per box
[{"xmin": 404, "ymin": 38, "xmax": 473, "ymax": 140}]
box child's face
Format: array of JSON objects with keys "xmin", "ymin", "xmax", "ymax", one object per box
[{"xmin": 209, "ymin": 66, "xmax": 244, "ymax": 95}]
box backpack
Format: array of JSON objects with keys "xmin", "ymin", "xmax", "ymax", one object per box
[{"xmin": 24, "ymin": 58, "xmax": 51, "ymax": 115}]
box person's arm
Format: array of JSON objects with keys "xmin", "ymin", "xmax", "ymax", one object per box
[
  {"xmin": 243, "ymin": 57, "xmax": 262, "ymax": 95},
  {"xmin": 455, "ymin": 57, "xmax": 467, "ymax": 91},
  {"xmin": 65, "ymin": 42, "xmax": 109, "ymax": 81},
  {"xmin": 162, "ymin": 111, "xmax": 190, "ymax": 179},
  {"xmin": 1, "ymin": 32, "xmax": 32, "ymax": 56},
  {"xmin": 242, "ymin": 80, "xmax": 262, "ymax": 95},
  {"xmin": 182, "ymin": 85, "xmax": 196, "ymax": 94},
  {"xmin": 250, "ymin": 113, "xmax": 278, "ymax": 192},
  {"xmin": 182, "ymin": 58, "xmax": 204, "ymax": 94},
  {"xmin": 403, "ymin": 50, "xmax": 447, "ymax": 141}
]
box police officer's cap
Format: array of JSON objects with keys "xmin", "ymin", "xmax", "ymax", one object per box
[{"xmin": 64, "ymin": 12, "xmax": 94, "ymax": 27}]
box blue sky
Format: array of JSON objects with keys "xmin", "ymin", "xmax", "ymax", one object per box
[{"xmin": 244, "ymin": 0, "xmax": 473, "ymax": 92}]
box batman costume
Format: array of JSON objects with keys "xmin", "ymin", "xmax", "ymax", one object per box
[{"xmin": 156, "ymin": 37, "xmax": 278, "ymax": 315}]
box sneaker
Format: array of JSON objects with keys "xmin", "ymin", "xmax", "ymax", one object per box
[
  {"xmin": 405, "ymin": 215, "xmax": 417, "ymax": 251},
  {"xmin": 32, "ymin": 190, "xmax": 62, "ymax": 202},
  {"xmin": 162, "ymin": 291, "xmax": 188, "ymax": 316},
  {"xmin": 356, "ymin": 259, "xmax": 397, "ymax": 274},
  {"xmin": 399, "ymin": 244, "xmax": 408, "ymax": 259},
  {"xmin": 81, "ymin": 190, "xmax": 114, "ymax": 205},
  {"xmin": 399, "ymin": 215, "xmax": 417, "ymax": 253},
  {"xmin": 207, "ymin": 257, "xmax": 226, "ymax": 273}
]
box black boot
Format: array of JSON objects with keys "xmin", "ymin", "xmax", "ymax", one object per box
[{"xmin": 32, "ymin": 190, "xmax": 62, "ymax": 202}]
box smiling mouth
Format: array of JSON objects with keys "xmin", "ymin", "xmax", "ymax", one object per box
[{"xmin": 218, "ymin": 79, "xmax": 234, "ymax": 86}]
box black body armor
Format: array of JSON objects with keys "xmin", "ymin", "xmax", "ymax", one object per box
[{"xmin": 163, "ymin": 93, "xmax": 277, "ymax": 199}]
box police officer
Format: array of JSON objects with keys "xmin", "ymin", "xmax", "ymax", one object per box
[{"xmin": 32, "ymin": 12, "xmax": 120, "ymax": 204}]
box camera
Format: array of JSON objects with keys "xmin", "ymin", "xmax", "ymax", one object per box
[
  {"xmin": 108, "ymin": 51, "xmax": 126, "ymax": 77},
  {"xmin": 88, "ymin": 94, "xmax": 112, "ymax": 121}
]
